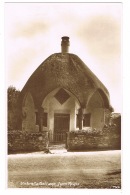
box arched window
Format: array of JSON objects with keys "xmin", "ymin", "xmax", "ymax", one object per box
[{"xmin": 83, "ymin": 113, "xmax": 91, "ymax": 127}]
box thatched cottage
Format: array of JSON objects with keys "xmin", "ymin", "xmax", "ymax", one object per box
[{"xmin": 19, "ymin": 37, "xmax": 113, "ymax": 143}]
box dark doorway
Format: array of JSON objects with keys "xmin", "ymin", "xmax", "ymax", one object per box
[{"xmin": 54, "ymin": 113, "xmax": 70, "ymax": 142}]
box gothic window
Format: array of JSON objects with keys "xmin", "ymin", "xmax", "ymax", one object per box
[
  {"xmin": 83, "ymin": 113, "xmax": 91, "ymax": 127},
  {"xmin": 76, "ymin": 113, "xmax": 91, "ymax": 128}
]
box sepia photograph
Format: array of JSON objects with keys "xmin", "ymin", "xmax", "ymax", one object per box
[{"xmin": 5, "ymin": 2, "xmax": 122, "ymax": 189}]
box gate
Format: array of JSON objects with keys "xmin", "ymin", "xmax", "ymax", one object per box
[
  {"xmin": 51, "ymin": 113, "xmax": 70, "ymax": 143},
  {"xmin": 49, "ymin": 131, "xmax": 67, "ymax": 143}
]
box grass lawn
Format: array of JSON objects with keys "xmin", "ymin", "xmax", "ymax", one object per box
[{"xmin": 8, "ymin": 150, "xmax": 121, "ymax": 189}]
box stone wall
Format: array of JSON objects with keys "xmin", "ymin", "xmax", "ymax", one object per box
[
  {"xmin": 8, "ymin": 130, "xmax": 49, "ymax": 154},
  {"xmin": 66, "ymin": 127, "xmax": 121, "ymax": 151}
]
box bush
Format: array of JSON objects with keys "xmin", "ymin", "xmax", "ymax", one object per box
[{"xmin": 69, "ymin": 128, "xmax": 102, "ymax": 136}]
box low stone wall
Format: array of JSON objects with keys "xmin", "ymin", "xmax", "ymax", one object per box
[
  {"xmin": 66, "ymin": 127, "xmax": 121, "ymax": 151},
  {"xmin": 8, "ymin": 130, "xmax": 49, "ymax": 154}
]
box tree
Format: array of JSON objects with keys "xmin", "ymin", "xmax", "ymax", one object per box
[{"xmin": 8, "ymin": 86, "xmax": 21, "ymax": 130}]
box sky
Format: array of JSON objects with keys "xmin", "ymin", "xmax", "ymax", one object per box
[{"xmin": 5, "ymin": 2, "xmax": 122, "ymax": 113}]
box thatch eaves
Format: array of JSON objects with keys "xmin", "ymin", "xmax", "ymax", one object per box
[{"xmin": 20, "ymin": 53, "xmax": 110, "ymax": 109}]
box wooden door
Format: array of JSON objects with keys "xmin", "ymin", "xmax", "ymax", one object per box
[{"xmin": 54, "ymin": 113, "xmax": 70, "ymax": 142}]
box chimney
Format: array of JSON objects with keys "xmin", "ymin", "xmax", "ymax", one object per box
[{"xmin": 61, "ymin": 36, "xmax": 70, "ymax": 53}]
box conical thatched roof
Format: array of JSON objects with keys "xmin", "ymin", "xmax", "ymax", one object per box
[{"xmin": 20, "ymin": 53, "xmax": 110, "ymax": 109}]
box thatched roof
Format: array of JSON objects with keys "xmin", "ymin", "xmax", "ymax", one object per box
[{"xmin": 20, "ymin": 53, "xmax": 110, "ymax": 108}]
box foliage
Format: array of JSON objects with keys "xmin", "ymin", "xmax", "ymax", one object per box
[
  {"xmin": 8, "ymin": 86, "xmax": 20, "ymax": 109},
  {"xmin": 111, "ymin": 113, "xmax": 121, "ymax": 133},
  {"xmin": 8, "ymin": 86, "xmax": 21, "ymax": 130},
  {"xmin": 69, "ymin": 128, "xmax": 102, "ymax": 136},
  {"xmin": 69, "ymin": 123, "xmax": 120, "ymax": 136}
]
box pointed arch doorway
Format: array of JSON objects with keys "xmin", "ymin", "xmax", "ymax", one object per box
[{"xmin": 42, "ymin": 87, "xmax": 80, "ymax": 144}]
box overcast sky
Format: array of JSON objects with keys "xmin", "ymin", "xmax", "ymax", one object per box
[{"xmin": 5, "ymin": 2, "xmax": 122, "ymax": 113}]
